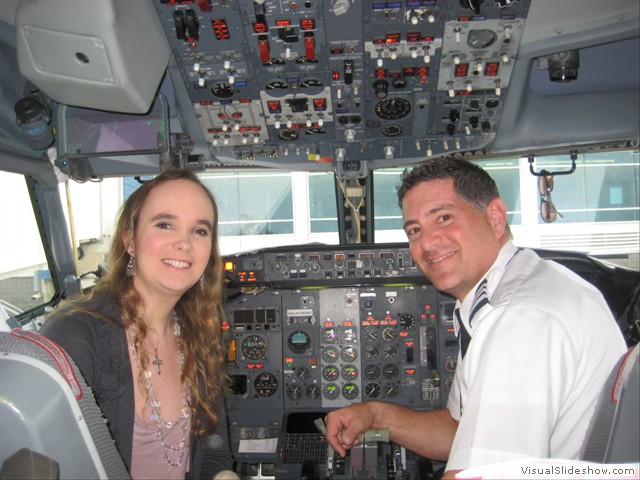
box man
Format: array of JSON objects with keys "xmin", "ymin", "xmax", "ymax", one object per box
[{"xmin": 324, "ymin": 157, "xmax": 626, "ymax": 478}]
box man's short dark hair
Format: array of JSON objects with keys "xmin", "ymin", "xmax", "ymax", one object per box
[{"xmin": 397, "ymin": 156, "xmax": 501, "ymax": 213}]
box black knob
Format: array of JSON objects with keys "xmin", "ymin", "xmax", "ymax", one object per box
[{"xmin": 373, "ymin": 79, "xmax": 389, "ymax": 99}]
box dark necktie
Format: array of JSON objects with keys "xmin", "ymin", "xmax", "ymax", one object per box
[{"xmin": 456, "ymin": 278, "xmax": 490, "ymax": 360}]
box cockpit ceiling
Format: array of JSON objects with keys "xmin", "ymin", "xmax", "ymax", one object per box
[{"xmin": 0, "ymin": 0, "xmax": 638, "ymax": 178}]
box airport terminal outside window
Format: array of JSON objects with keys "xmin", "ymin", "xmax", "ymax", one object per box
[
  {"xmin": 373, "ymin": 158, "xmax": 523, "ymax": 232},
  {"xmin": 200, "ymin": 172, "xmax": 294, "ymax": 236},
  {"xmin": 533, "ymin": 151, "xmax": 640, "ymax": 223},
  {"xmin": 308, "ymin": 172, "xmax": 338, "ymax": 233}
]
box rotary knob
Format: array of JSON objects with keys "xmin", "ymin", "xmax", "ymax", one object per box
[{"xmin": 373, "ymin": 79, "xmax": 389, "ymax": 99}]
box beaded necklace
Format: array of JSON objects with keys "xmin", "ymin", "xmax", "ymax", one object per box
[{"xmin": 129, "ymin": 311, "xmax": 191, "ymax": 467}]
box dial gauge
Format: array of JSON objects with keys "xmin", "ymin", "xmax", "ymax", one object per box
[
  {"xmin": 254, "ymin": 372, "xmax": 278, "ymax": 397},
  {"xmin": 382, "ymin": 327, "xmax": 397, "ymax": 341},
  {"xmin": 288, "ymin": 330, "xmax": 311, "ymax": 354},
  {"xmin": 341, "ymin": 364, "xmax": 359, "ymax": 381},
  {"xmin": 382, "ymin": 345, "xmax": 398, "ymax": 360},
  {"xmin": 266, "ymin": 80, "xmax": 288, "ymax": 90},
  {"xmin": 322, "ymin": 383, "xmax": 340, "ymax": 400},
  {"xmin": 301, "ymin": 78, "xmax": 322, "ymax": 88},
  {"xmin": 322, "ymin": 365, "xmax": 340, "ymax": 381},
  {"xmin": 242, "ymin": 335, "xmax": 267, "ymax": 360},
  {"xmin": 363, "ymin": 345, "xmax": 379, "ymax": 360},
  {"xmin": 287, "ymin": 384, "xmax": 302, "ymax": 400},
  {"xmin": 296, "ymin": 366, "xmax": 311, "ymax": 380},
  {"xmin": 340, "ymin": 346, "xmax": 358, "ymax": 362},
  {"xmin": 342, "ymin": 383, "xmax": 359, "ymax": 400},
  {"xmin": 321, "ymin": 345, "xmax": 339, "ymax": 363},
  {"xmin": 383, "ymin": 364, "xmax": 399, "ymax": 379},
  {"xmin": 365, "ymin": 382, "xmax": 381, "ymax": 398},
  {"xmin": 364, "ymin": 364, "xmax": 380, "ymax": 380},
  {"xmin": 278, "ymin": 129, "xmax": 299, "ymax": 141},
  {"xmin": 340, "ymin": 327, "xmax": 357, "ymax": 344},
  {"xmin": 305, "ymin": 384, "xmax": 320, "ymax": 400},
  {"xmin": 362, "ymin": 326, "xmax": 380, "ymax": 343},
  {"xmin": 321, "ymin": 327, "xmax": 338, "ymax": 344},
  {"xmin": 383, "ymin": 382, "xmax": 399, "ymax": 397}
]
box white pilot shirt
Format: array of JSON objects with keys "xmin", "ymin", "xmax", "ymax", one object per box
[{"xmin": 446, "ymin": 241, "xmax": 627, "ymax": 471}]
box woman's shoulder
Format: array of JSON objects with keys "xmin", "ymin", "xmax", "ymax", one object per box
[{"xmin": 41, "ymin": 293, "xmax": 122, "ymax": 337}]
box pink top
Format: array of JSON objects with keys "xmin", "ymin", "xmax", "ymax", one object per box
[{"xmin": 130, "ymin": 413, "xmax": 190, "ymax": 480}]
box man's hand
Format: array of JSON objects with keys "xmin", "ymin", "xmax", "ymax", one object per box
[{"xmin": 324, "ymin": 402, "xmax": 378, "ymax": 457}]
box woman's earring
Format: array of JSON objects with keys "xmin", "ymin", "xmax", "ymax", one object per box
[
  {"xmin": 126, "ymin": 255, "xmax": 135, "ymax": 277},
  {"xmin": 199, "ymin": 274, "xmax": 205, "ymax": 289}
]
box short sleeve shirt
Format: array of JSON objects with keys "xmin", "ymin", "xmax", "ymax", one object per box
[{"xmin": 446, "ymin": 242, "xmax": 627, "ymax": 470}]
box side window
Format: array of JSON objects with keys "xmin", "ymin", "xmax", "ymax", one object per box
[
  {"xmin": 0, "ymin": 172, "xmax": 51, "ymax": 324},
  {"xmin": 534, "ymin": 151, "xmax": 640, "ymax": 223}
]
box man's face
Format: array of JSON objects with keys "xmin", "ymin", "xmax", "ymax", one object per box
[{"xmin": 402, "ymin": 178, "xmax": 507, "ymax": 301}]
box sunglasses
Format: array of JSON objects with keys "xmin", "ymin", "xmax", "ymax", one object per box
[{"xmin": 538, "ymin": 170, "xmax": 564, "ymax": 223}]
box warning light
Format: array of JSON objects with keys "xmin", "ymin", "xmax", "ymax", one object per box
[{"xmin": 224, "ymin": 260, "xmax": 235, "ymax": 271}]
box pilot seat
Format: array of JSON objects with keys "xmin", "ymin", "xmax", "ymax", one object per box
[{"xmin": 0, "ymin": 329, "xmax": 129, "ymax": 479}]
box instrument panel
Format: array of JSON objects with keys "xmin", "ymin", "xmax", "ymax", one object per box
[
  {"xmin": 153, "ymin": 0, "xmax": 531, "ymax": 172},
  {"xmin": 223, "ymin": 243, "xmax": 457, "ymax": 478}
]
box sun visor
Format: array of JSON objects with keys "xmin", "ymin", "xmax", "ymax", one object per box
[{"xmin": 15, "ymin": 0, "xmax": 171, "ymax": 114}]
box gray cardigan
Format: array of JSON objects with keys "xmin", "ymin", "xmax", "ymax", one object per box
[{"xmin": 40, "ymin": 294, "xmax": 234, "ymax": 479}]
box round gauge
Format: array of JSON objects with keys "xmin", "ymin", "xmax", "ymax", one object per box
[
  {"xmin": 242, "ymin": 335, "xmax": 267, "ymax": 360},
  {"xmin": 364, "ymin": 364, "xmax": 380, "ymax": 380},
  {"xmin": 321, "ymin": 328, "xmax": 338, "ymax": 344},
  {"xmin": 287, "ymin": 384, "xmax": 303, "ymax": 400},
  {"xmin": 374, "ymin": 97, "xmax": 411, "ymax": 120},
  {"xmin": 341, "ymin": 364, "xmax": 359, "ymax": 381},
  {"xmin": 467, "ymin": 29, "xmax": 497, "ymax": 49},
  {"xmin": 266, "ymin": 80, "xmax": 288, "ymax": 90},
  {"xmin": 321, "ymin": 345, "xmax": 339, "ymax": 363},
  {"xmin": 365, "ymin": 382, "xmax": 381, "ymax": 398},
  {"xmin": 322, "ymin": 383, "xmax": 340, "ymax": 400},
  {"xmin": 301, "ymin": 78, "xmax": 322, "ymax": 88},
  {"xmin": 340, "ymin": 327, "xmax": 357, "ymax": 344},
  {"xmin": 340, "ymin": 346, "xmax": 358, "ymax": 363},
  {"xmin": 392, "ymin": 77, "xmax": 407, "ymax": 89},
  {"xmin": 362, "ymin": 326, "xmax": 380, "ymax": 343},
  {"xmin": 383, "ymin": 382, "xmax": 399, "ymax": 398},
  {"xmin": 363, "ymin": 345, "xmax": 379, "ymax": 360},
  {"xmin": 383, "ymin": 364, "xmax": 399, "ymax": 379},
  {"xmin": 322, "ymin": 365, "xmax": 340, "ymax": 382},
  {"xmin": 211, "ymin": 82, "xmax": 235, "ymax": 99},
  {"xmin": 382, "ymin": 327, "xmax": 397, "ymax": 342},
  {"xmin": 342, "ymin": 383, "xmax": 359, "ymax": 401},
  {"xmin": 445, "ymin": 376, "xmax": 454, "ymax": 391},
  {"xmin": 381, "ymin": 124, "xmax": 403, "ymax": 137},
  {"xmin": 382, "ymin": 345, "xmax": 398, "ymax": 360},
  {"xmin": 399, "ymin": 314, "xmax": 415, "ymax": 330},
  {"xmin": 305, "ymin": 383, "xmax": 320, "ymax": 400},
  {"xmin": 361, "ymin": 298, "xmax": 375, "ymax": 310},
  {"xmin": 287, "ymin": 330, "xmax": 311, "ymax": 354},
  {"xmin": 444, "ymin": 356, "xmax": 457, "ymax": 373},
  {"xmin": 254, "ymin": 372, "xmax": 278, "ymax": 397},
  {"xmin": 296, "ymin": 366, "xmax": 311, "ymax": 380},
  {"xmin": 278, "ymin": 129, "xmax": 299, "ymax": 141}
]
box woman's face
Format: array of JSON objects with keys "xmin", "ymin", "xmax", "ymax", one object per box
[{"xmin": 126, "ymin": 179, "xmax": 214, "ymax": 305}]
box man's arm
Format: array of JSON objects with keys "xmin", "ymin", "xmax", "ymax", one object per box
[{"xmin": 324, "ymin": 401, "xmax": 458, "ymax": 460}]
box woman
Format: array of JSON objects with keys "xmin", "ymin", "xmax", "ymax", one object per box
[{"xmin": 41, "ymin": 170, "xmax": 234, "ymax": 479}]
